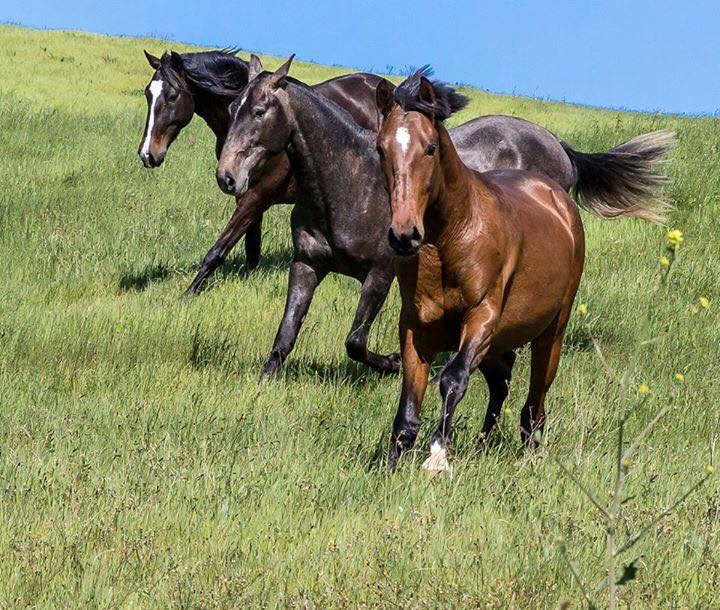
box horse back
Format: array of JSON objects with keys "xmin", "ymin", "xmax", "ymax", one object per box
[
  {"xmin": 313, "ymin": 73, "xmax": 389, "ymax": 132},
  {"xmin": 477, "ymin": 169, "xmax": 583, "ymax": 242},
  {"xmin": 452, "ymin": 116, "xmax": 575, "ymax": 191}
]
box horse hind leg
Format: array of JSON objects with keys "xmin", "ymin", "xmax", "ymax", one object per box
[
  {"xmin": 477, "ymin": 350, "xmax": 516, "ymax": 444},
  {"xmin": 520, "ymin": 313, "xmax": 570, "ymax": 448}
]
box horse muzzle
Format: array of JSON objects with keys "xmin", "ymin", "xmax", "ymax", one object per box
[
  {"xmin": 216, "ymin": 148, "xmax": 265, "ymax": 197},
  {"xmin": 216, "ymin": 167, "xmax": 250, "ymax": 197},
  {"xmin": 388, "ymin": 225, "xmax": 423, "ymax": 256},
  {"xmin": 138, "ymin": 148, "xmax": 165, "ymax": 169}
]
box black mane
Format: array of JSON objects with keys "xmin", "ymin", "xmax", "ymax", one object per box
[
  {"xmin": 393, "ymin": 66, "xmax": 469, "ymax": 121},
  {"xmin": 159, "ymin": 50, "xmax": 249, "ymax": 97}
]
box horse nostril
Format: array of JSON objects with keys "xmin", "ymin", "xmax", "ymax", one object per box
[
  {"xmin": 217, "ymin": 171, "xmax": 236, "ymax": 194},
  {"xmin": 411, "ymin": 226, "xmax": 422, "ymax": 242}
]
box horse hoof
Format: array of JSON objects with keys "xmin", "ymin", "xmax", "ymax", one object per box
[
  {"xmin": 421, "ymin": 442, "xmax": 451, "ymax": 478},
  {"xmin": 379, "ymin": 353, "xmax": 401, "ymax": 375},
  {"xmin": 521, "ymin": 428, "xmax": 543, "ymax": 450},
  {"xmin": 259, "ymin": 361, "xmax": 281, "ymax": 382}
]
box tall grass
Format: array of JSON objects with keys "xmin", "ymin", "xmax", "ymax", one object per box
[{"xmin": 0, "ymin": 25, "xmax": 718, "ymax": 608}]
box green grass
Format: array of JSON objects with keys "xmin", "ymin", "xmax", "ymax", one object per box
[{"xmin": 0, "ymin": 24, "xmax": 718, "ymax": 608}]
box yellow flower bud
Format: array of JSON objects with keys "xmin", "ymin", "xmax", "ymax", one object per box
[
  {"xmin": 674, "ymin": 373, "xmax": 685, "ymax": 382},
  {"xmin": 699, "ymin": 297, "xmax": 710, "ymax": 309},
  {"xmin": 706, "ymin": 465, "xmax": 715, "ymax": 475},
  {"xmin": 577, "ymin": 303, "xmax": 587, "ymax": 316},
  {"xmin": 665, "ymin": 229, "xmax": 684, "ymax": 250},
  {"xmin": 659, "ymin": 256, "xmax": 670, "ymax": 268}
]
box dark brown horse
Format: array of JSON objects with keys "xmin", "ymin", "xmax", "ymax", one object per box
[
  {"xmin": 138, "ymin": 50, "xmax": 386, "ymax": 292},
  {"xmin": 375, "ymin": 73, "xmax": 668, "ymax": 473},
  {"xmin": 140, "ymin": 53, "xmax": 673, "ymax": 295}
]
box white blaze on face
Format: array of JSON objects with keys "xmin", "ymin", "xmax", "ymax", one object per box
[
  {"xmin": 395, "ymin": 126, "xmax": 411, "ymax": 154},
  {"xmin": 141, "ymin": 79, "xmax": 164, "ymax": 156}
]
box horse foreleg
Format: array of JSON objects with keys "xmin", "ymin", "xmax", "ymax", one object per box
[
  {"xmin": 345, "ymin": 269, "xmax": 400, "ymax": 374},
  {"xmin": 244, "ymin": 215, "xmax": 263, "ymax": 271},
  {"xmin": 425, "ymin": 302, "xmax": 498, "ymax": 475},
  {"xmin": 261, "ymin": 260, "xmax": 325, "ymax": 380},
  {"xmin": 184, "ymin": 192, "xmax": 265, "ymax": 296},
  {"xmin": 388, "ymin": 320, "xmax": 431, "ymax": 472}
]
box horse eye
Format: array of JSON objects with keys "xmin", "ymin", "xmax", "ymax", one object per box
[
  {"xmin": 253, "ymin": 107, "xmax": 266, "ymax": 119},
  {"xmin": 426, "ymin": 143, "xmax": 437, "ymax": 156}
]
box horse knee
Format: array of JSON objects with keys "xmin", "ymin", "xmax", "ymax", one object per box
[
  {"xmin": 202, "ymin": 248, "xmax": 224, "ymax": 271},
  {"xmin": 439, "ymin": 362, "xmax": 469, "ymax": 400}
]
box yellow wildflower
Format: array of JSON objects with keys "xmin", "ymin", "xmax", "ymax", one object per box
[
  {"xmin": 699, "ymin": 297, "xmax": 710, "ymax": 309},
  {"xmin": 706, "ymin": 465, "xmax": 715, "ymax": 475},
  {"xmin": 674, "ymin": 373, "xmax": 685, "ymax": 382},
  {"xmin": 659, "ymin": 256, "xmax": 670, "ymax": 268},
  {"xmin": 638, "ymin": 384, "xmax": 650, "ymax": 394},
  {"xmin": 666, "ymin": 229, "xmax": 684, "ymax": 249},
  {"xmin": 577, "ymin": 303, "xmax": 588, "ymax": 316}
]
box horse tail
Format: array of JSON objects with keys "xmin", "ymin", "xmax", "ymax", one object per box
[{"xmin": 561, "ymin": 129, "xmax": 676, "ymax": 224}]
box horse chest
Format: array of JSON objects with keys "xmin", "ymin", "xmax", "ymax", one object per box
[{"xmin": 401, "ymin": 247, "xmax": 465, "ymax": 327}]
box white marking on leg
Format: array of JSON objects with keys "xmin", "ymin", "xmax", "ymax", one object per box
[
  {"xmin": 422, "ymin": 440, "xmax": 451, "ymax": 476},
  {"xmin": 141, "ymin": 79, "xmax": 164, "ymax": 156},
  {"xmin": 395, "ymin": 127, "xmax": 411, "ymax": 153}
]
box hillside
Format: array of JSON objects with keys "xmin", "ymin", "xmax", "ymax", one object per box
[{"xmin": 0, "ymin": 25, "xmax": 718, "ymax": 607}]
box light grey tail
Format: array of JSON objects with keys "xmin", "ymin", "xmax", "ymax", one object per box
[{"xmin": 562, "ymin": 129, "xmax": 676, "ymax": 224}]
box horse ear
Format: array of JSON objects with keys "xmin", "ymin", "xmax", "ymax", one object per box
[
  {"xmin": 375, "ymin": 79, "xmax": 395, "ymax": 119},
  {"xmin": 268, "ymin": 54, "xmax": 295, "ymax": 90},
  {"xmin": 144, "ymin": 50, "xmax": 161, "ymax": 70},
  {"xmin": 169, "ymin": 51, "xmax": 185, "ymax": 74},
  {"xmin": 418, "ymin": 76, "xmax": 437, "ymax": 118},
  {"xmin": 248, "ymin": 54, "xmax": 263, "ymax": 81}
]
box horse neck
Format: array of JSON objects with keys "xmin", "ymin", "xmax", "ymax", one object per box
[
  {"xmin": 426, "ymin": 123, "xmax": 474, "ymax": 244},
  {"xmin": 279, "ymin": 84, "xmax": 376, "ymax": 204},
  {"xmin": 193, "ymin": 93, "xmax": 232, "ymax": 152}
]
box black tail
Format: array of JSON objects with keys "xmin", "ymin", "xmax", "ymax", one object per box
[{"xmin": 562, "ymin": 129, "xmax": 676, "ymax": 224}]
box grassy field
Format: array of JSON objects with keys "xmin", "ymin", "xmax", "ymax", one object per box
[{"xmin": 0, "ymin": 24, "xmax": 718, "ymax": 608}]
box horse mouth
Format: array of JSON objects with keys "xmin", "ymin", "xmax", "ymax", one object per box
[
  {"xmin": 389, "ymin": 242, "xmax": 421, "ymax": 257},
  {"xmin": 235, "ymin": 175, "xmax": 250, "ymax": 197}
]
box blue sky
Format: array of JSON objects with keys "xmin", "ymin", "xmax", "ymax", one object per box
[{"xmin": 3, "ymin": 0, "xmax": 718, "ymax": 115}]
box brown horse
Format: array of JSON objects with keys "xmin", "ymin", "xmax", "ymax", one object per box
[{"xmin": 375, "ymin": 72, "xmax": 664, "ymax": 473}]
